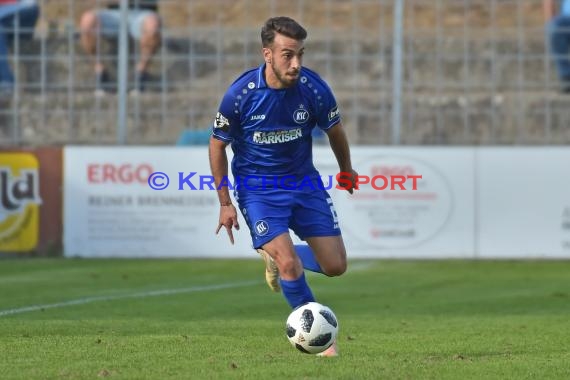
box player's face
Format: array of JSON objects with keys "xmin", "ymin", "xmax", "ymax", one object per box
[{"xmin": 264, "ymin": 33, "xmax": 305, "ymax": 89}]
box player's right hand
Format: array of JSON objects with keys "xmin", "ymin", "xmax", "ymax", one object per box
[{"xmin": 216, "ymin": 204, "xmax": 240, "ymax": 244}]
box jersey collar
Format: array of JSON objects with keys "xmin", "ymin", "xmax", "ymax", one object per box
[
  {"xmin": 257, "ymin": 64, "xmax": 268, "ymax": 89},
  {"xmin": 257, "ymin": 64, "xmax": 301, "ymax": 90}
]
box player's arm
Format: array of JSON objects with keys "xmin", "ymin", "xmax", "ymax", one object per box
[
  {"xmin": 209, "ymin": 136, "xmax": 239, "ymax": 244},
  {"xmin": 326, "ymin": 122, "xmax": 358, "ymax": 194},
  {"xmin": 210, "ymin": 90, "xmax": 240, "ymax": 244},
  {"xmin": 209, "ymin": 136, "xmax": 233, "ymax": 207}
]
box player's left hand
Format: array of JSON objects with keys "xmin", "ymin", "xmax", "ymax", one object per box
[
  {"xmin": 216, "ymin": 204, "xmax": 240, "ymax": 244},
  {"xmin": 337, "ymin": 169, "xmax": 359, "ymax": 194}
]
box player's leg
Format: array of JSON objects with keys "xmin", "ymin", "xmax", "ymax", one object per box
[
  {"xmin": 292, "ymin": 244, "xmax": 323, "ymax": 273},
  {"xmin": 263, "ymin": 234, "xmax": 337, "ymax": 356},
  {"xmin": 237, "ymin": 190, "xmax": 292, "ymax": 293},
  {"xmin": 258, "ymin": 241, "xmax": 324, "ymax": 290},
  {"xmin": 293, "ymin": 236, "xmax": 345, "ymax": 358},
  {"xmin": 260, "ymin": 233, "xmax": 315, "ymax": 309},
  {"xmin": 306, "ymin": 236, "xmax": 344, "ymax": 357},
  {"xmin": 291, "ymin": 187, "xmax": 347, "ymax": 276},
  {"xmin": 304, "ymin": 235, "xmax": 347, "ymax": 277},
  {"xmin": 279, "ymin": 237, "xmax": 344, "ymax": 276},
  {"xmin": 290, "ymin": 188, "xmax": 345, "ymax": 357}
]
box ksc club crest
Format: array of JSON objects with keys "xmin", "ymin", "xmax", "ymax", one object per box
[
  {"xmin": 254, "ymin": 220, "xmax": 269, "ymax": 236},
  {"xmin": 293, "ymin": 105, "xmax": 310, "ymax": 124},
  {"xmin": 0, "ymin": 153, "xmax": 42, "ymax": 252}
]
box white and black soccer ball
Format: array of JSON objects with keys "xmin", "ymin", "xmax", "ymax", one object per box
[{"xmin": 285, "ymin": 302, "xmax": 339, "ymax": 354}]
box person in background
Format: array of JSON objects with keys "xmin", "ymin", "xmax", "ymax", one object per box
[
  {"xmin": 79, "ymin": 0, "xmax": 161, "ymax": 94},
  {"xmin": 0, "ymin": 0, "xmax": 39, "ymax": 95},
  {"xmin": 544, "ymin": 0, "xmax": 570, "ymax": 93}
]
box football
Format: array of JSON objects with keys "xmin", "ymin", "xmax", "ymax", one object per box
[{"xmin": 285, "ymin": 302, "xmax": 339, "ymax": 354}]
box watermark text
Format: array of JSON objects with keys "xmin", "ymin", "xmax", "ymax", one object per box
[{"xmin": 147, "ymin": 172, "xmax": 422, "ymax": 191}]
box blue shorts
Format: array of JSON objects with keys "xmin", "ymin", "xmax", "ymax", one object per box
[{"xmin": 236, "ymin": 187, "xmax": 341, "ymax": 249}]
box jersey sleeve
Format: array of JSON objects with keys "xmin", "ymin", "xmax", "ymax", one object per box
[
  {"xmin": 211, "ymin": 90, "xmax": 240, "ymax": 143},
  {"xmin": 316, "ymin": 81, "xmax": 341, "ymax": 131}
]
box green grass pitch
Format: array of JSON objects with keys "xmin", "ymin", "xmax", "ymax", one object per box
[{"xmin": 0, "ymin": 258, "xmax": 569, "ymax": 379}]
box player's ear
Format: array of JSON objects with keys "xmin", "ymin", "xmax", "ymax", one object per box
[{"xmin": 262, "ymin": 47, "xmax": 272, "ymax": 64}]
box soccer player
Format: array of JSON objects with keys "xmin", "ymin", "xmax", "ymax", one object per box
[{"xmin": 208, "ymin": 16, "xmax": 358, "ymax": 357}]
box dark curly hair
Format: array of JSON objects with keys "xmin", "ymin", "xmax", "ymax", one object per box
[{"xmin": 261, "ymin": 16, "xmax": 307, "ymax": 47}]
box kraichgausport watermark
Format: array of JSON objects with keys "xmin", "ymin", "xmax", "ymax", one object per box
[{"xmin": 147, "ymin": 172, "xmax": 422, "ymax": 191}]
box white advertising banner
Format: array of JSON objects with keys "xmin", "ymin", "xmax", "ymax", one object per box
[
  {"xmin": 64, "ymin": 146, "xmax": 476, "ymax": 258},
  {"xmin": 311, "ymin": 147, "xmax": 476, "ymax": 258},
  {"xmin": 477, "ymin": 148, "xmax": 570, "ymax": 258},
  {"xmin": 64, "ymin": 146, "xmax": 570, "ymax": 258},
  {"xmin": 64, "ymin": 147, "xmax": 253, "ymax": 257}
]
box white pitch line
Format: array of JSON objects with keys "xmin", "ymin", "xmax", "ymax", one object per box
[
  {"xmin": 0, "ymin": 280, "xmax": 260, "ymax": 317},
  {"xmin": 0, "ymin": 261, "xmax": 376, "ymax": 318}
]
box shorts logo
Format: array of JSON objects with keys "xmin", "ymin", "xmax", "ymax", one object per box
[
  {"xmin": 0, "ymin": 153, "xmax": 42, "ymax": 252},
  {"xmin": 293, "ymin": 108, "xmax": 310, "ymax": 124},
  {"xmin": 254, "ymin": 220, "xmax": 269, "ymax": 236}
]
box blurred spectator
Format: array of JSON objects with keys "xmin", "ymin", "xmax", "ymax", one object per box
[
  {"xmin": 79, "ymin": 0, "xmax": 161, "ymax": 94},
  {"xmin": 544, "ymin": 0, "xmax": 570, "ymax": 93},
  {"xmin": 0, "ymin": 0, "xmax": 39, "ymax": 95}
]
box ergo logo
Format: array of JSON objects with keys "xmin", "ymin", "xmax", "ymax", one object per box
[
  {"xmin": 371, "ymin": 165, "xmax": 415, "ymax": 177},
  {"xmin": 87, "ymin": 163, "xmax": 154, "ymax": 184}
]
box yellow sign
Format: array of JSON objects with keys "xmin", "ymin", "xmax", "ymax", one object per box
[{"xmin": 0, "ymin": 153, "xmax": 42, "ymax": 252}]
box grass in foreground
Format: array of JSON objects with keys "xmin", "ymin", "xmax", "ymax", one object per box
[{"xmin": 0, "ymin": 258, "xmax": 569, "ymax": 380}]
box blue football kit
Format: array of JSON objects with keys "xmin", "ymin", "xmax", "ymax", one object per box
[{"xmin": 212, "ymin": 64, "xmax": 342, "ymax": 248}]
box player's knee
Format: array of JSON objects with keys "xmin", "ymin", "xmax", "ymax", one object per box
[
  {"xmin": 325, "ymin": 265, "xmax": 346, "ymax": 277},
  {"xmin": 322, "ymin": 259, "xmax": 347, "ymax": 277},
  {"xmin": 277, "ymin": 255, "xmax": 302, "ymax": 278}
]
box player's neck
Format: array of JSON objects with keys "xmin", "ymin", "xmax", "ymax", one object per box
[{"xmin": 264, "ymin": 66, "xmax": 289, "ymax": 90}]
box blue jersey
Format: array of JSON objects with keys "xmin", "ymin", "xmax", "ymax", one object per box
[{"xmin": 212, "ymin": 64, "xmax": 341, "ymax": 183}]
